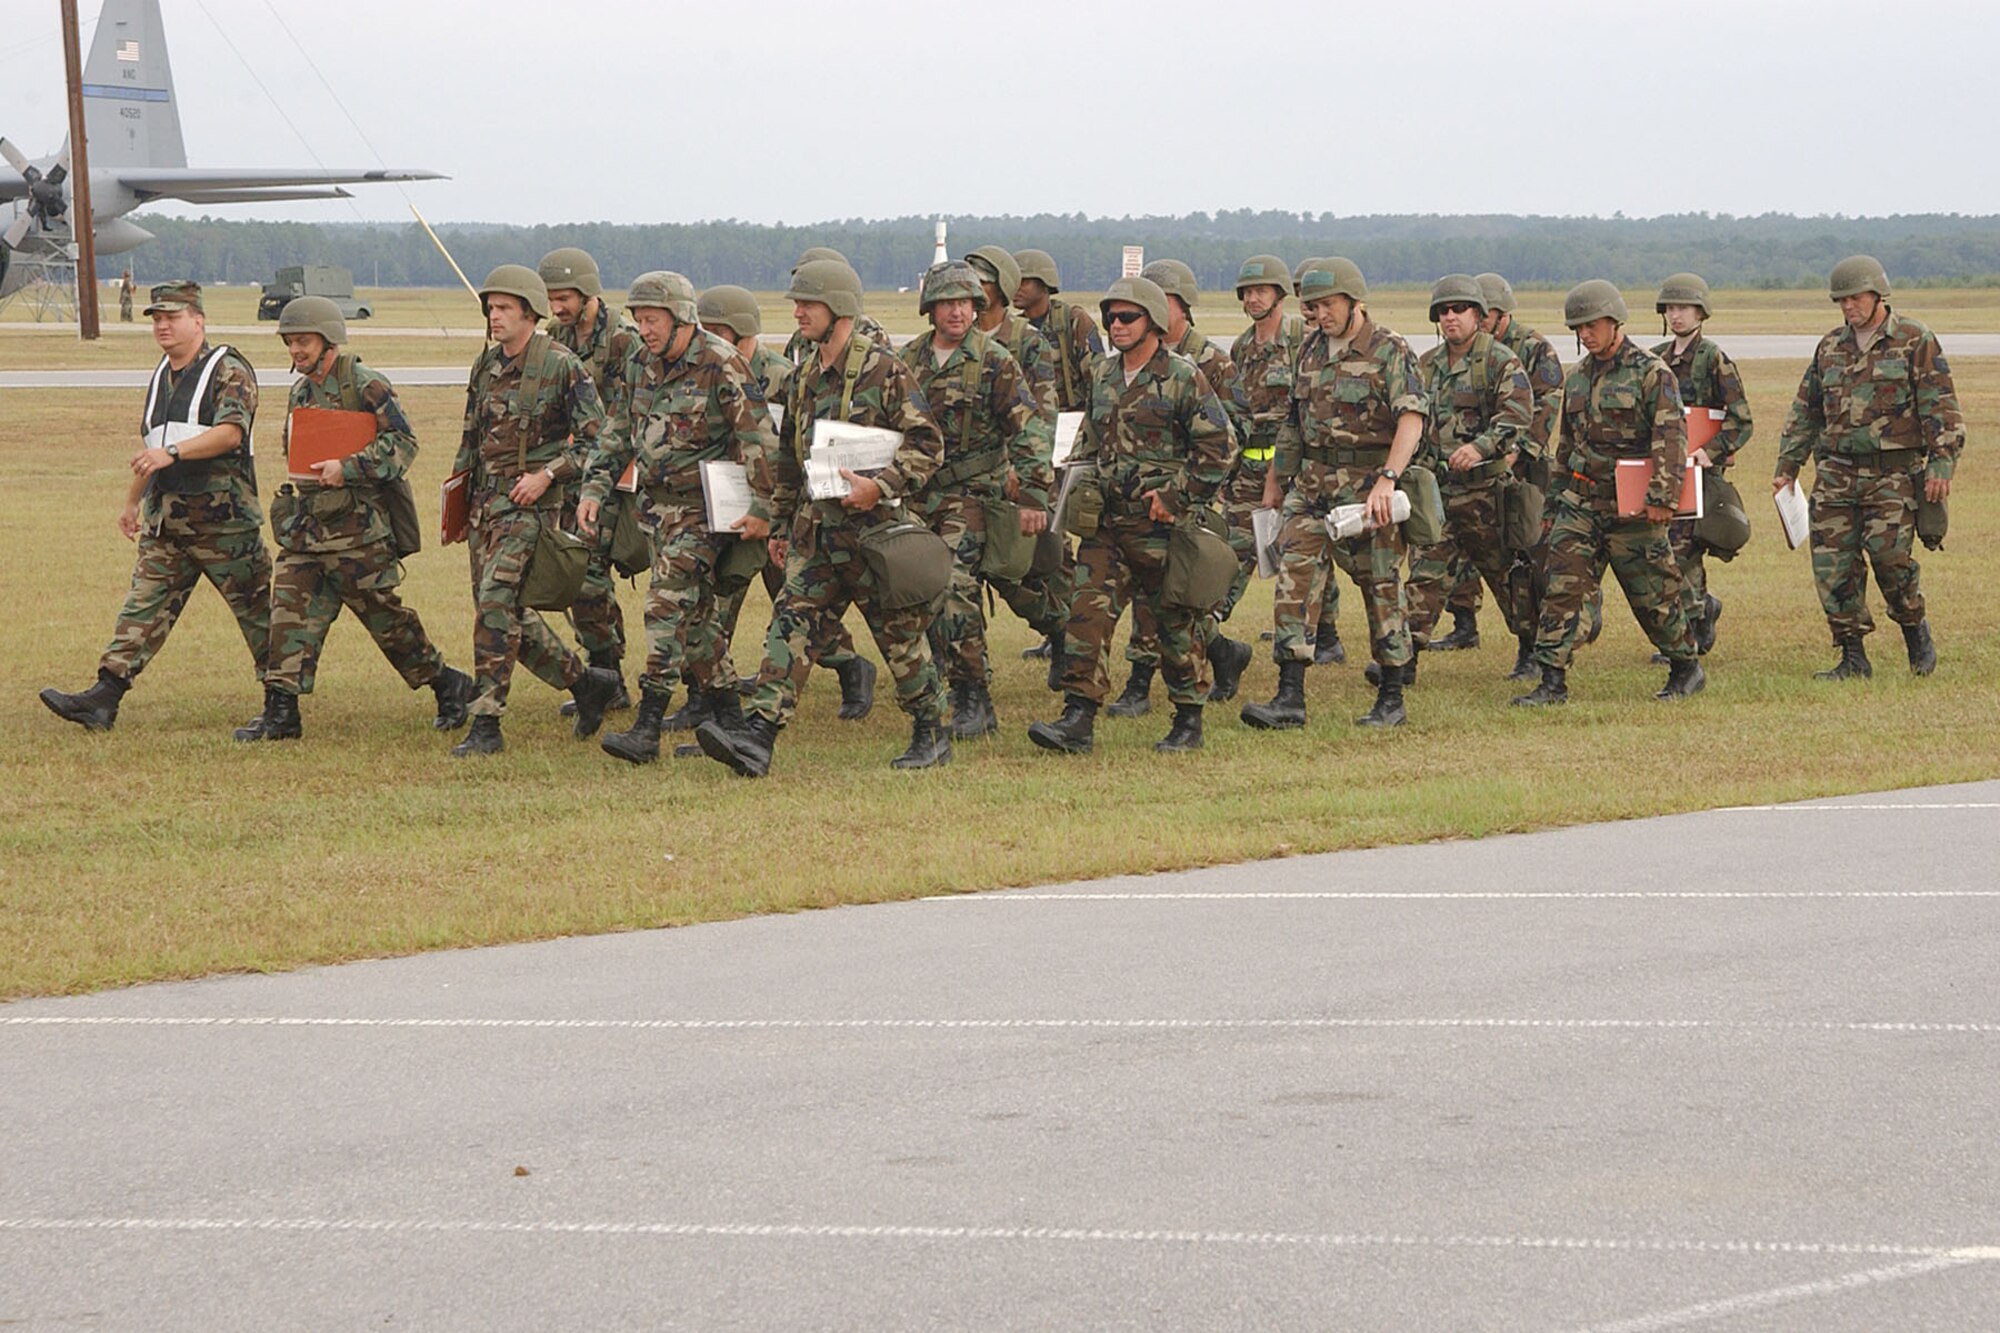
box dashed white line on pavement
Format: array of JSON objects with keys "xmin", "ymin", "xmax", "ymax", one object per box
[{"xmin": 1573, "ymin": 1249, "xmax": 1999, "ymax": 1332}]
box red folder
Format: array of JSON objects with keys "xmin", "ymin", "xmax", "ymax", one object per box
[
  {"xmin": 440, "ymin": 469, "xmax": 472, "ymax": 545},
  {"xmin": 287, "ymin": 406, "xmax": 377, "ymax": 480},
  {"xmin": 1685, "ymin": 406, "xmax": 1724, "ymax": 453},
  {"xmin": 1615, "ymin": 459, "xmax": 1702, "ymax": 519}
]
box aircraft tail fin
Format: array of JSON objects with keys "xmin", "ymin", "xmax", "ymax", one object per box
[{"xmin": 82, "ymin": 0, "xmax": 186, "ymax": 171}]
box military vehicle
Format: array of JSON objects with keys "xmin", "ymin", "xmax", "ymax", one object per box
[{"xmin": 258, "ymin": 264, "xmax": 372, "ymax": 321}]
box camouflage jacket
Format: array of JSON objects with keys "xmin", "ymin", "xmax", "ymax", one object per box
[
  {"xmin": 1557, "ymin": 335, "xmax": 1686, "ymax": 511},
  {"xmin": 1169, "ymin": 325, "xmax": 1249, "ymax": 447},
  {"xmin": 141, "ymin": 342, "xmax": 261, "ymax": 534},
  {"xmin": 982, "ymin": 310, "xmax": 1062, "ymax": 435},
  {"xmin": 452, "ymin": 332, "xmax": 605, "ymax": 515},
  {"xmin": 1418, "ymin": 333, "xmax": 1534, "ymax": 483},
  {"xmin": 1498, "ymin": 319, "xmax": 1564, "ymax": 458},
  {"xmin": 1273, "ymin": 315, "xmax": 1428, "ymax": 482},
  {"xmin": 1777, "ymin": 310, "xmax": 1965, "ymax": 482},
  {"xmin": 746, "ymin": 343, "xmax": 793, "ymax": 409},
  {"xmin": 547, "ymin": 299, "xmax": 642, "ymax": 419},
  {"xmin": 783, "ymin": 313, "xmax": 893, "ymax": 365},
  {"xmin": 1231, "ymin": 311, "xmax": 1308, "ymax": 455},
  {"xmin": 582, "ymin": 329, "xmax": 777, "ymax": 525},
  {"xmin": 898, "ymin": 328, "xmax": 1050, "ymax": 511},
  {"xmin": 1650, "ymin": 334, "xmax": 1753, "ymax": 468},
  {"xmin": 277, "ymin": 354, "xmax": 416, "ymax": 553},
  {"xmin": 1074, "ymin": 341, "xmax": 1235, "ymax": 518},
  {"xmin": 1026, "ymin": 297, "xmax": 1104, "ymax": 412},
  {"xmin": 773, "ymin": 332, "xmax": 943, "ymax": 525}
]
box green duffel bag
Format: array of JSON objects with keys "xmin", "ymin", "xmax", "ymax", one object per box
[
  {"xmin": 603, "ymin": 494, "xmax": 653, "ymax": 577},
  {"xmin": 1695, "ymin": 473, "xmax": 1752, "ymax": 557},
  {"xmin": 1061, "ymin": 465, "xmax": 1102, "ymax": 539},
  {"xmin": 1029, "ymin": 526, "xmax": 1067, "ymax": 578},
  {"xmin": 715, "ymin": 532, "xmax": 769, "ymax": 591},
  {"xmin": 1398, "ymin": 463, "xmax": 1445, "ymax": 547},
  {"xmin": 377, "ymin": 476, "xmax": 423, "ymax": 559},
  {"xmin": 980, "ymin": 497, "xmax": 1036, "ymax": 582},
  {"xmin": 521, "ymin": 517, "xmax": 591, "ymax": 611},
  {"xmin": 1503, "ymin": 477, "xmax": 1545, "ymax": 553},
  {"xmin": 1917, "ymin": 493, "xmax": 1948, "ymax": 551},
  {"xmin": 859, "ymin": 515, "xmax": 953, "ymax": 610},
  {"xmin": 1162, "ymin": 507, "xmax": 1236, "ymax": 610}
]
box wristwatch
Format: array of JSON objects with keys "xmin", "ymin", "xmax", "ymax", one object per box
[
  {"xmin": 1379, "ymin": 467, "xmax": 1399, "ymax": 482},
  {"xmin": 164, "ymin": 442, "xmax": 180, "ymax": 461}
]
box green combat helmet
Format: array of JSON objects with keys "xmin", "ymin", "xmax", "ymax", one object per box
[
  {"xmin": 276, "ymin": 294, "xmax": 347, "ymax": 346},
  {"xmin": 1140, "ymin": 259, "xmax": 1199, "ymax": 313},
  {"xmin": 479, "ymin": 264, "xmax": 550, "ymax": 320},
  {"xmin": 537, "ymin": 247, "xmax": 602, "ymax": 299},
  {"xmin": 1292, "ymin": 257, "xmax": 1324, "ymax": 298},
  {"xmin": 793, "ymin": 246, "xmax": 848, "ymax": 273},
  {"xmin": 1014, "ymin": 248, "xmax": 1061, "ymax": 292},
  {"xmin": 919, "ymin": 260, "xmax": 988, "ymax": 313},
  {"xmin": 1428, "ymin": 273, "xmax": 1488, "ymax": 322},
  {"xmin": 1475, "ymin": 272, "xmax": 1517, "ymax": 315},
  {"xmin": 1655, "ymin": 272, "xmax": 1712, "ymax": 318},
  {"xmin": 786, "ymin": 258, "xmax": 865, "ymax": 319},
  {"xmin": 1563, "ymin": 279, "xmax": 1628, "ymax": 328},
  {"xmin": 1299, "ymin": 257, "xmax": 1367, "ymax": 303},
  {"xmin": 1099, "ymin": 276, "xmax": 1172, "ymax": 334},
  {"xmin": 1829, "ymin": 255, "xmax": 1891, "ymax": 300},
  {"xmin": 697, "ymin": 284, "xmax": 763, "ymax": 339},
  {"xmin": 1233, "ymin": 254, "xmax": 1291, "ymax": 298},
  {"xmin": 965, "ymin": 245, "xmax": 1022, "ymax": 302},
  {"xmin": 626, "ymin": 270, "xmax": 698, "ymax": 323}
]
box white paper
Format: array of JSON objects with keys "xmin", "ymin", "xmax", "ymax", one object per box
[
  {"xmin": 1325, "ymin": 490, "xmax": 1411, "ymax": 540},
  {"xmin": 1050, "ymin": 412, "xmax": 1084, "ymax": 468},
  {"xmin": 1053, "ymin": 462, "xmax": 1095, "ymax": 531},
  {"xmin": 1684, "ymin": 461, "xmax": 1704, "ymax": 520},
  {"xmin": 1251, "ymin": 506, "xmax": 1284, "ymax": 579},
  {"xmin": 700, "ymin": 459, "xmax": 754, "ymax": 533},
  {"xmin": 767, "ymin": 402, "xmax": 785, "ymax": 432},
  {"xmin": 1774, "ymin": 479, "xmax": 1810, "ymax": 550},
  {"xmin": 804, "ymin": 420, "xmax": 904, "ymax": 501}
]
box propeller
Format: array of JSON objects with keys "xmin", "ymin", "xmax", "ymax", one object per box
[{"xmin": 1, "ymin": 137, "xmax": 72, "ymax": 249}]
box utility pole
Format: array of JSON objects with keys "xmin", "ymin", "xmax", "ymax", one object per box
[{"xmin": 61, "ymin": 0, "xmax": 100, "ymax": 340}]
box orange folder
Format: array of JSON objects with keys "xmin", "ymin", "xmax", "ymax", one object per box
[
  {"xmin": 1615, "ymin": 458, "xmax": 1702, "ymax": 519},
  {"xmin": 440, "ymin": 469, "xmax": 472, "ymax": 546},
  {"xmin": 1685, "ymin": 406, "xmax": 1724, "ymax": 453},
  {"xmin": 287, "ymin": 406, "xmax": 377, "ymax": 480}
]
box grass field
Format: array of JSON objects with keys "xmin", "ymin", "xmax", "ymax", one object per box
[{"xmin": 2, "ymin": 351, "xmax": 1996, "ymax": 1000}]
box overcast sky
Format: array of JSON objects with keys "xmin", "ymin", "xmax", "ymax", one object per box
[{"xmin": 2, "ymin": 0, "xmax": 1995, "ymax": 226}]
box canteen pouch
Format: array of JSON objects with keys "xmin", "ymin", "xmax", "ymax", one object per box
[
  {"xmin": 859, "ymin": 516, "xmax": 953, "ymax": 610},
  {"xmin": 377, "ymin": 477, "xmax": 423, "ymax": 559},
  {"xmin": 1029, "ymin": 526, "xmax": 1067, "ymax": 578},
  {"xmin": 979, "ymin": 497, "xmax": 1036, "ymax": 582},
  {"xmin": 1398, "ymin": 464, "xmax": 1445, "ymax": 547},
  {"xmin": 1695, "ymin": 473, "xmax": 1752, "ymax": 557},
  {"xmin": 1503, "ymin": 477, "xmax": 1545, "ymax": 552},
  {"xmin": 1063, "ymin": 467, "xmax": 1102, "ymax": 539},
  {"xmin": 521, "ymin": 518, "xmax": 591, "ymax": 611},
  {"xmin": 1917, "ymin": 494, "xmax": 1948, "ymax": 551},
  {"xmin": 604, "ymin": 494, "xmax": 652, "ymax": 577},
  {"xmin": 266, "ymin": 485, "xmax": 300, "ymax": 540},
  {"xmin": 715, "ymin": 533, "xmax": 769, "ymax": 591},
  {"xmin": 1162, "ymin": 507, "xmax": 1236, "ymax": 610}
]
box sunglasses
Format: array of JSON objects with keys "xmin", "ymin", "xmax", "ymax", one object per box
[
  {"xmin": 1104, "ymin": 309, "xmax": 1147, "ymax": 326},
  {"xmin": 1440, "ymin": 302, "xmax": 1478, "ymax": 316}
]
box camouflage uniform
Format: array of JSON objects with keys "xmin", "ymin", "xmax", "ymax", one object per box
[
  {"xmin": 1651, "ymin": 333, "xmax": 1752, "ymax": 630},
  {"xmin": 1269, "ymin": 316, "xmax": 1426, "ymax": 669},
  {"xmin": 101, "ymin": 342, "xmax": 272, "ymax": 685},
  {"xmin": 1230, "ymin": 311, "xmax": 1332, "ymax": 628},
  {"xmin": 713, "ymin": 342, "xmax": 803, "ymax": 662},
  {"xmin": 452, "ymin": 332, "xmax": 606, "ymax": 717},
  {"xmin": 1025, "ymin": 297, "xmax": 1105, "ymax": 413},
  {"xmin": 266, "ymin": 356, "xmax": 446, "ymax": 696},
  {"xmin": 548, "ymin": 299, "xmax": 644, "ymax": 667},
  {"xmin": 1777, "ymin": 311, "xmax": 1964, "ymax": 643},
  {"xmin": 783, "ymin": 313, "xmax": 892, "ymax": 364},
  {"xmin": 1406, "ymin": 335, "xmax": 1534, "ymax": 643},
  {"xmin": 1535, "ymin": 337, "xmax": 1695, "ymax": 669},
  {"xmin": 975, "ymin": 311, "xmax": 1072, "ymax": 645}
]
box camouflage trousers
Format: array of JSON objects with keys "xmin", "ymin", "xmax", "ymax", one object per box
[
  {"xmin": 267, "ymin": 541, "xmax": 443, "ymax": 696},
  {"xmin": 1808, "ymin": 456, "xmax": 1925, "ymax": 641},
  {"xmin": 634, "ymin": 500, "xmax": 732, "ymax": 697},
  {"xmin": 100, "ymin": 519, "xmax": 271, "ymax": 684},
  {"xmin": 467, "ymin": 505, "xmax": 584, "ymax": 718},
  {"xmin": 1061, "ymin": 511, "xmax": 1211, "ymax": 706},
  {"xmin": 562, "ymin": 513, "xmax": 627, "ymax": 666},
  {"xmin": 922, "ymin": 491, "xmax": 995, "ymax": 687},
  {"xmin": 744, "ymin": 505, "xmax": 943, "ymax": 727},
  {"xmin": 713, "ymin": 551, "xmax": 856, "ymax": 679},
  {"xmin": 1270, "ymin": 461, "xmax": 1411, "ymax": 669},
  {"xmin": 1534, "ymin": 492, "xmax": 1694, "ymax": 669},
  {"xmin": 1406, "ymin": 479, "xmax": 1526, "ymax": 643}
]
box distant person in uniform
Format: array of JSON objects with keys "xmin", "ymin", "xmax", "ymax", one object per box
[{"xmin": 118, "ymin": 271, "xmax": 135, "ymax": 323}]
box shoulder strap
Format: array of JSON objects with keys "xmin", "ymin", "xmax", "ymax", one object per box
[
  {"xmin": 839, "ymin": 334, "xmax": 870, "ymax": 419},
  {"xmin": 330, "ymin": 353, "xmax": 365, "ymax": 413}
]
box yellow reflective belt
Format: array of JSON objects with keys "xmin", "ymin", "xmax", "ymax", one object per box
[{"xmin": 1241, "ymin": 444, "xmax": 1274, "ymax": 462}]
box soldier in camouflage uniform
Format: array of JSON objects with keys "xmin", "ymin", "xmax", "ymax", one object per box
[
  {"xmin": 1513, "ymin": 280, "xmax": 1701, "ymax": 707},
  {"xmin": 41, "ymin": 280, "xmax": 272, "ymax": 734},
  {"xmin": 540, "ymin": 247, "xmax": 642, "ymax": 714},
  {"xmin": 1650, "ymin": 273, "xmax": 1752, "ymax": 660},
  {"xmin": 1776, "ymin": 255, "xmax": 1963, "ymax": 680},
  {"xmin": 1027, "ymin": 276, "xmax": 1236, "ymax": 756},
  {"xmin": 695, "ymin": 258, "xmax": 950, "ymax": 777},
  {"xmin": 445, "ymin": 265, "xmax": 622, "ymax": 757},
  {"xmin": 1012, "ymin": 248, "xmax": 1104, "ymax": 413},
  {"xmin": 898, "ymin": 262, "xmax": 1051, "ymax": 740},
  {"xmin": 578, "ymin": 272, "xmax": 778, "ymax": 765},
  {"xmin": 780, "ymin": 246, "xmax": 894, "ymax": 363},
  {"xmin": 1404, "ymin": 275, "xmax": 1534, "ymax": 664},
  {"xmin": 1242, "ymin": 259, "xmax": 1426, "ymax": 732},
  {"xmin": 237, "ymin": 297, "xmax": 474, "ymax": 742}
]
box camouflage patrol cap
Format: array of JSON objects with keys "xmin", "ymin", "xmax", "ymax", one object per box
[
  {"xmin": 1099, "ymin": 277, "xmax": 1171, "ymax": 334},
  {"xmin": 1829, "ymin": 255, "xmax": 1890, "ymax": 301},
  {"xmin": 276, "ymin": 294, "xmax": 347, "ymax": 346},
  {"xmin": 1141, "ymin": 259, "xmax": 1199, "ymax": 312},
  {"xmin": 793, "ymin": 246, "xmax": 848, "ymax": 274},
  {"xmin": 786, "ymin": 258, "xmax": 865, "ymax": 320},
  {"xmin": 626, "ymin": 270, "xmax": 698, "ymax": 324},
  {"xmin": 1233, "ymin": 254, "xmax": 1291, "ymax": 298},
  {"xmin": 536, "ymin": 247, "xmax": 602, "ymax": 299},
  {"xmin": 965, "ymin": 245, "xmax": 1022, "ymax": 303},
  {"xmin": 1428, "ymin": 274, "xmax": 1488, "ymax": 322},
  {"xmin": 1292, "ymin": 257, "xmax": 1324, "ymax": 297},
  {"xmin": 479, "ymin": 264, "xmax": 549, "ymax": 320},
  {"xmin": 1014, "ymin": 248, "xmax": 1061, "ymax": 292},
  {"xmin": 919, "ymin": 261, "xmax": 988, "ymax": 314},
  {"xmin": 1475, "ymin": 272, "xmax": 1517, "ymax": 314},
  {"xmin": 1299, "ymin": 257, "xmax": 1367, "ymax": 303},
  {"xmin": 143, "ymin": 279, "xmax": 203, "ymax": 315},
  {"xmin": 697, "ymin": 284, "xmax": 762, "ymax": 339},
  {"xmin": 1563, "ymin": 279, "xmax": 1628, "ymax": 328},
  {"xmin": 1655, "ymin": 272, "xmax": 1712, "ymax": 317}
]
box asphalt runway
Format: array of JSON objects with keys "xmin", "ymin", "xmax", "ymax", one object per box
[{"xmin": 3, "ymin": 782, "xmax": 1998, "ymax": 1330}]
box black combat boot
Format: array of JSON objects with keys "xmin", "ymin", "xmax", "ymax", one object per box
[
  {"xmin": 1430, "ymin": 607, "xmax": 1480, "ymax": 651},
  {"xmin": 1655, "ymin": 657, "xmax": 1707, "ymax": 701},
  {"xmin": 1507, "ymin": 633, "xmax": 1537, "ymax": 681},
  {"xmin": 835, "ymin": 656, "xmax": 877, "ymax": 721},
  {"xmin": 661, "ymin": 686, "xmax": 714, "ymax": 733},
  {"xmin": 602, "ymin": 687, "xmax": 670, "ymax": 765},
  {"xmin": 569, "ymin": 665, "xmax": 622, "ymax": 739},
  {"xmin": 560, "ymin": 650, "xmax": 629, "ymax": 717},
  {"xmin": 951, "ymin": 681, "xmax": 998, "ymax": 740},
  {"xmin": 235, "ymin": 686, "xmax": 302, "ymax": 741},
  {"xmin": 1364, "ymin": 646, "xmax": 1418, "ymax": 688},
  {"xmin": 1813, "ymin": 638, "xmax": 1872, "ymax": 681},
  {"xmin": 1354, "ymin": 664, "xmax": 1406, "ymax": 728},
  {"xmin": 1155, "ymin": 703, "xmax": 1204, "ymax": 752},
  {"xmin": 1045, "ymin": 634, "xmax": 1067, "ymax": 693},
  {"xmin": 1207, "ymin": 634, "xmax": 1253, "ymax": 703},
  {"xmin": 1106, "ymin": 662, "xmax": 1153, "ymax": 718},
  {"xmin": 1241, "ymin": 660, "xmax": 1307, "ymax": 730},
  {"xmin": 1021, "ymin": 637, "xmax": 1052, "ymax": 660},
  {"xmin": 430, "ymin": 667, "xmax": 474, "ymax": 731},
  {"xmin": 1696, "ymin": 594, "xmax": 1722, "ymax": 656},
  {"xmin": 891, "ymin": 715, "xmax": 953, "ymax": 770},
  {"xmin": 695, "ymin": 710, "xmax": 779, "ymax": 778},
  {"xmin": 450, "ymin": 715, "xmax": 504, "ymax": 757},
  {"xmin": 674, "ymin": 688, "xmax": 739, "ymax": 758},
  {"xmin": 1903, "ymin": 621, "xmax": 1937, "ymax": 676},
  {"xmin": 1511, "ymin": 665, "xmax": 1568, "ymax": 707},
  {"xmin": 39, "ymin": 668, "xmax": 129, "ymax": 732},
  {"xmin": 1027, "ymin": 695, "xmax": 1097, "ymax": 754},
  {"xmin": 1313, "ymin": 622, "xmax": 1346, "ymax": 666}
]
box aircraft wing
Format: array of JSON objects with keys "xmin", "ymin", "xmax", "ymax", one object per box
[
  {"xmin": 168, "ymin": 187, "xmax": 356, "ymax": 204},
  {"xmin": 0, "ymin": 170, "xmax": 27, "ymax": 203},
  {"xmin": 112, "ymin": 167, "xmax": 445, "ymax": 202}
]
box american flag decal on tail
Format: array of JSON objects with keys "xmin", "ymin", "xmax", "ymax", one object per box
[{"xmin": 116, "ymin": 40, "xmax": 140, "ymax": 62}]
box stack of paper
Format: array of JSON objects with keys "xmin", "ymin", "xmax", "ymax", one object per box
[
  {"xmin": 701, "ymin": 459, "xmax": 753, "ymax": 533},
  {"xmin": 1251, "ymin": 506, "xmax": 1284, "ymax": 578},
  {"xmin": 1050, "ymin": 412, "xmax": 1085, "ymax": 469},
  {"xmin": 1325, "ymin": 490, "xmax": 1412, "ymax": 540},
  {"xmin": 1774, "ymin": 479, "xmax": 1810, "ymax": 550},
  {"xmin": 804, "ymin": 420, "xmax": 903, "ymax": 501}
]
